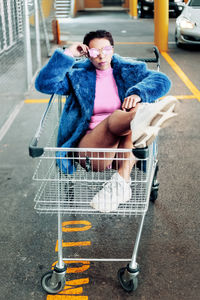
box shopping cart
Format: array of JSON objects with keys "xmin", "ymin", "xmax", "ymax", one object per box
[{"xmin": 29, "ymin": 47, "xmax": 160, "ymax": 294}]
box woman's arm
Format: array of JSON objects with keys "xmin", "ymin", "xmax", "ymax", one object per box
[
  {"xmin": 35, "ymin": 49, "xmax": 75, "ymax": 95},
  {"xmin": 125, "ymin": 64, "xmax": 171, "ymax": 103}
]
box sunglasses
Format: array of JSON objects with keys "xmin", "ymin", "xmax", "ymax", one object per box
[{"xmin": 88, "ymin": 45, "xmax": 113, "ymax": 58}]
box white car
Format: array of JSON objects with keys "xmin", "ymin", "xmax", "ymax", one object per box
[{"xmin": 175, "ymin": 0, "xmax": 200, "ymax": 47}]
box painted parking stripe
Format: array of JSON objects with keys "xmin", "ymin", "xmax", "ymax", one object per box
[
  {"xmin": 115, "ymin": 42, "xmax": 154, "ymax": 45},
  {"xmin": 55, "ymin": 241, "xmax": 91, "ymax": 252},
  {"xmin": 24, "ymin": 98, "xmax": 66, "ymax": 104},
  {"xmin": 0, "ymin": 101, "xmax": 24, "ymax": 142},
  {"xmin": 175, "ymin": 95, "xmax": 196, "ymax": 100},
  {"xmin": 67, "ymin": 41, "xmax": 154, "ymax": 45},
  {"xmin": 45, "ymin": 220, "xmax": 92, "ymax": 299},
  {"xmin": 24, "ymin": 94, "xmax": 197, "ymax": 104},
  {"xmin": 161, "ymin": 51, "xmax": 200, "ymax": 102},
  {"xmin": 24, "ymin": 98, "xmax": 49, "ymax": 103}
]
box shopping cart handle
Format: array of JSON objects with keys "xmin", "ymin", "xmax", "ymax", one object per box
[
  {"xmin": 132, "ymin": 147, "xmax": 149, "ymax": 159},
  {"xmin": 153, "ymin": 46, "xmax": 160, "ymax": 62},
  {"xmin": 29, "ymin": 137, "xmax": 44, "ymax": 158},
  {"xmin": 29, "ymin": 94, "xmax": 56, "ymax": 158}
]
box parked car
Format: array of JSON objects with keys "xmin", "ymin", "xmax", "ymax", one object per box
[
  {"xmin": 175, "ymin": 0, "xmax": 200, "ymax": 47},
  {"xmin": 138, "ymin": 0, "xmax": 184, "ymax": 18}
]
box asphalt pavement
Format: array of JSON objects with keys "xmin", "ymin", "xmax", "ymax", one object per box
[{"xmin": 0, "ymin": 10, "xmax": 199, "ymax": 300}]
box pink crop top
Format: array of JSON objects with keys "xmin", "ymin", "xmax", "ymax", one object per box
[
  {"xmin": 88, "ymin": 67, "xmax": 121, "ymax": 130},
  {"xmin": 64, "ymin": 50, "xmax": 121, "ymax": 132}
]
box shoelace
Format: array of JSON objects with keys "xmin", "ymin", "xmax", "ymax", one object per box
[{"xmin": 101, "ymin": 179, "xmax": 121, "ymax": 192}]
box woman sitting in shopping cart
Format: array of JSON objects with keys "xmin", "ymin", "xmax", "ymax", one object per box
[{"xmin": 35, "ymin": 30, "xmax": 178, "ymax": 212}]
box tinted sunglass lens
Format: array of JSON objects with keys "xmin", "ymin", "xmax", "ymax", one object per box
[{"xmin": 88, "ymin": 48, "xmax": 99, "ymax": 58}]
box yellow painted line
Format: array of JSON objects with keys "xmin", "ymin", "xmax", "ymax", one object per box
[
  {"xmin": 161, "ymin": 51, "xmax": 200, "ymax": 102},
  {"xmin": 67, "ymin": 41, "xmax": 154, "ymax": 45},
  {"xmin": 55, "ymin": 240, "xmax": 91, "ymax": 252},
  {"xmin": 24, "ymin": 98, "xmax": 49, "ymax": 103},
  {"xmin": 115, "ymin": 42, "xmax": 154, "ymax": 45},
  {"xmin": 52, "ymin": 260, "xmax": 90, "ymax": 273},
  {"xmin": 175, "ymin": 95, "xmax": 196, "ymax": 100},
  {"xmin": 47, "ymin": 295, "xmax": 88, "ymax": 299},
  {"xmin": 58, "ymin": 278, "xmax": 90, "ymax": 295},
  {"xmin": 25, "ymin": 98, "xmax": 66, "ymax": 103},
  {"xmin": 65, "ymin": 278, "xmax": 89, "ymax": 285},
  {"xmin": 62, "ymin": 220, "xmax": 92, "ymax": 232},
  {"xmin": 25, "ymin": 94, "xmax": 196, "ymax": 105},
  {"xmin": 160, "ymin": 94, "xmax": 196, "ymax": 100}
]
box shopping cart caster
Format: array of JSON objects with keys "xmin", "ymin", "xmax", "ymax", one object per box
[
  {"xmin": 118, "ymin": 264, "xmax": 139, "ymax": 292},
  {"xmin": 150, "ymin": 163, "xmax": 159, "ymax": 203},
  {"xmin": 41, "ymin": 266, "xmax": 66, "ymax": 294}
]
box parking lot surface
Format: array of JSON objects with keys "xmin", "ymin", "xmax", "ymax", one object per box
[{"xmin": 0, "ymin": 11, "xmax": 199, "ymax": 300}]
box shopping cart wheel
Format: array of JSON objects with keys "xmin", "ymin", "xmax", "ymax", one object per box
[
  {"xmin": 118, "ymin": 267, "xmax": 138, "ymax": 292},
  {"xmin": 150, "ymin": 163, "xmax": 159, "ymax": 203},
  {"xmin": 150, "ymin": 185, "xmax": 159, "ymax": 202},
  {"xmin": 41, "ymin": 270, "xmax": 66, "ymax": 294}
]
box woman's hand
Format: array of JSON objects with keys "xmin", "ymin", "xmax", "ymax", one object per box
[
  {"xmin": 67, "ymin": 42, "xmax": 89, "ymax": 57},
  {"xmin": 122, "ymin": 94, "xmax": 141, "ymax": 111}
]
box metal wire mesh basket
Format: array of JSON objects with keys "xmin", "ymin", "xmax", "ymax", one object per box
[{"xmin": 30, "ymin": 95, "xmax": 157, "ymax": 216}]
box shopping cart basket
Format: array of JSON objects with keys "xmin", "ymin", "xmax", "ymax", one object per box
[{"xmin": 29, "ymin": 47, "xmax": 160, "ymax": 294}]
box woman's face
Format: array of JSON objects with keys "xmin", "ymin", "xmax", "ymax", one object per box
[{"xmin": 88, "ymin": 38, "xmax": 114, "ymax": 70}]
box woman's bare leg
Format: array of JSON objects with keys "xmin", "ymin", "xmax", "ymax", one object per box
[
  {"xmin": 78, "ymin": 108, "xmax": 138, "ymax": 173},
  {"xmin": 116, "ymin": 133, "xmax": 136, "ymax": 181}
]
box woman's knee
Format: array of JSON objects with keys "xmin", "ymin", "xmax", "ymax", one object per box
[
  {"xmin": 107, "ymin": 110, "xmax": 122, "ymax": 133},
  {"xmin": 107, "ymin": 110, "xmax": 134, "ymax": 136}
]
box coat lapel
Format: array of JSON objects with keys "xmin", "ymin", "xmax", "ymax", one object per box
[
  {"xmin": 68, "ymin": 61, "xmax": 96, "ymax": 121},
  {"xmin": 112, "ymin": 54, "xmax": 143, "ymax": 100}
]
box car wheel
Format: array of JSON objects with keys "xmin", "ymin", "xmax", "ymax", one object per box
[
  {"xmin": 138, "ymin": 2, "xmax": 145, "ymax": 18},
  {"xmin": 137, "ymin": 2, "xmax": 142, "ymax": 18},
  {"xmin": 174, "ymin": 9, "xmax": 181, "ymax": 18},
  {"xmin": 175, "ymin": 29, "xmax": 182, "ymax": 48}
]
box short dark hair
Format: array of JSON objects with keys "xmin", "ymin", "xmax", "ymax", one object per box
[{"xmin": 83, "ymin": 30, "xmax": 114, "ymax": 47}]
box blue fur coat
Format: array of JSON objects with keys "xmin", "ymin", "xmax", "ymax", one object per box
[{"xmin": 35, "ymin": 49, "xmax": 171, "ymax": 173}]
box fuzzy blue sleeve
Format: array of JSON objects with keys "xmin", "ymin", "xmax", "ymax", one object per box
[
  {"xmin": 35, "ymin": 49, "xmax": 75, "ymax": 95},
  {"xmin": 125, "ymin": 65, "xmax": 171, "ymax": 103}
]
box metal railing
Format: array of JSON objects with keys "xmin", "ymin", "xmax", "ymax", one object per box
[{"xmin": 0, "ymin": 0, "xmax": 53, "ymax": 95}]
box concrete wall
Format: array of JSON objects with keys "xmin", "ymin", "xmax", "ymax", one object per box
[
  {"xmin": 41, "ymin": 0, "xmax": 54, "ymax": 17},
  {"xmin": 74, "ymin": 0, "xmax": 129, "ymax": 15},
  {"xmin": 75, "ymin": 0, "xmax": 85, "ymax": 11},
  {"xmin": 84, "ymin": 0, "xmax": 102, "ymax": 8},
  {"xmin": 123, "ymin": 0, "xmax": 129, "ymax": 8}
]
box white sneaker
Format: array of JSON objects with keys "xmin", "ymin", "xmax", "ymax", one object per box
[
  {"xmin": 90, "ymin": 172, "xmax": 132, "ymax": 212},
  {"xmin": 131, "ymin": 96, "xmax": 179, "ymax": 148}
]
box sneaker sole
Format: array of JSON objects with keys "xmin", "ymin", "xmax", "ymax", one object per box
[
  {"xmin": 133, "ymin": 99, "xmax": 179, "ymax": 148},
  {"xmin": 150, "ymin": 99, "xmax": 179, "ymax": 128},
  {"xmin": 134, "ymin": 132, "xmax": 157, "ymax": 148}
]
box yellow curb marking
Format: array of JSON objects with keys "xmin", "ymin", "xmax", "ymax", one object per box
[{"xmin": 161, "ymin": 51, "xmax": 200, "ymax": 102}]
